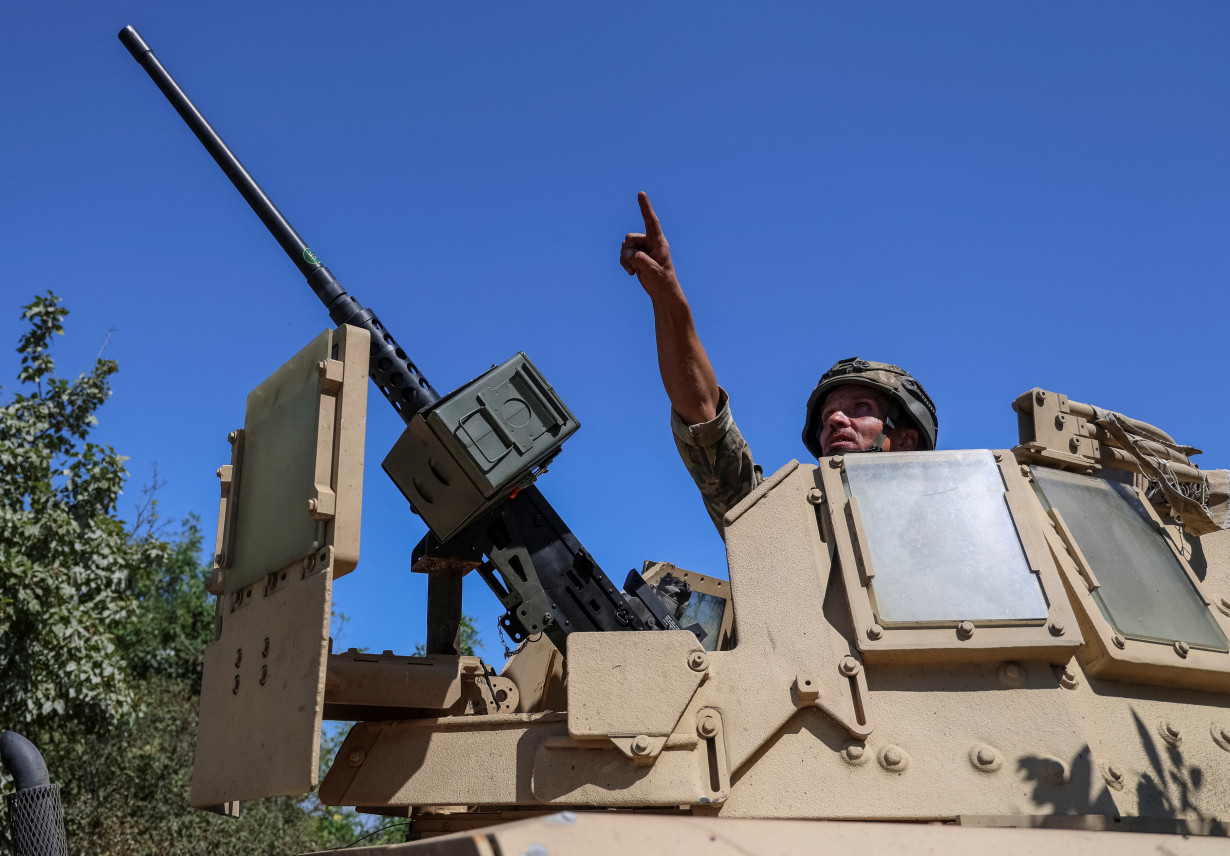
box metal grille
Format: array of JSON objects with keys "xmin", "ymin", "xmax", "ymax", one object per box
[{"xmin": 5, "ymin": 784, "xmax": 68, "ymax": 856}]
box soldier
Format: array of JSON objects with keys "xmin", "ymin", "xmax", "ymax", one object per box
[{"xmin": 620, "ymin": 192, "xmax": 939, "ymax": 534}]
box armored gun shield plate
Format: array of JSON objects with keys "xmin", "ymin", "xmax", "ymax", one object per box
[{"xmin": 192, "ymin": 325, "xmax": 368, "ymax": 809}]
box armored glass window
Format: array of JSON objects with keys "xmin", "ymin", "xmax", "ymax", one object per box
[
  {"xmin": 1031, "ymin": 467, "xmax": 1229, "ymax": 653},
  {"xmin": 676, "ymin": 591, "xmax": 727, "ymax": 651},
  {"xmin": 842, "ymin": 450, "xmax": 1048, "ymax": 625}
]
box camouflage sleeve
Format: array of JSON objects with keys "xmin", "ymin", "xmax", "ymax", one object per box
[{"xmin": 671, "ymin": 388, "xmax": 764, "ymax": 536}]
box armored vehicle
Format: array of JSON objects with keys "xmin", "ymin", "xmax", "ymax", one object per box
[{"xmin": 84, "ymin": 26, "xmax": 1230, "ymax": 855}]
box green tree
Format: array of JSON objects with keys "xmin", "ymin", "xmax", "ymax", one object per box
[
  {"xmin": 0, "ymin": 292, "xmax": 143, "ymax": 747},
  {"xmin": 0, "ymin": 294, "xmax": 328, "ymax": 855}
]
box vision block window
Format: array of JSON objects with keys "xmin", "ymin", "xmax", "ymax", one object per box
[
  {"xmin": 843, "ymin": 450, "xmax": 1048, "ymax": 625},
  {"xmin": 1031, "ymin": 467, "xmax": 1229, "ymax": 653}
]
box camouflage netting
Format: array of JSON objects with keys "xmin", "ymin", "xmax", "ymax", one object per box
[{"xmin": 1093, "ymin": 408, "xmax": 1230, "ymax": 536}]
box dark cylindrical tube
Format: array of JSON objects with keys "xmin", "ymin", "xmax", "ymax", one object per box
[
  {"xmin": 1, "ymin": 733, "xmax": 68, "ymax": 856},
  {"xmin": 118, "ymin": 26, "xmax": 440, "ymax": 420}
]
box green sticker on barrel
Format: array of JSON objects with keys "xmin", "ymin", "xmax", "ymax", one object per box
[{"xmin": 303, "ymin": 248, "xmax": 320, "ymax": 265}]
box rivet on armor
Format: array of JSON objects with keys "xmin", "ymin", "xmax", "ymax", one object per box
[
  {"xmin": 879, "ymin": 745, "xmax": 909, "ymax": 772},
  {"xmin": 1099, "ymin": 761, "xmax": 1125, "ymax": 791},
  {"xmin": 1048, "ymin": 620, "xmax": 1065, "ymax": 637},
  {"xmin": 347, "ymin": 749, "xmax": 366, "ymax": 767},
  {"xmin": 866, "ymin": 624, "xmax": 884, "ymax": 641},
  {"xmin": 688, "ymin": 651, "xmax": 709, "ymax": 672},
  {"xmin": 631, "ymin": 735, "xmax": 652, "ymax": 756},
  {"xmin": 1158, "ymin": 720, "xmax": 1182, "ymax": 747},
  {"xmin": 806, "ymin": 487, "xmax": 823, "ymax": 505},
  {"xmin": 1054, "ymin": 413, "xmax": 1067, "ymax": 429},
  {"xmin": 1058, "ymin": 667, "xmax": 1079, "ymax": 690},
  {"xmin": 969, "ymin": 744, "xmax": 1002, "ymax": 773},
  {"xmin": 1042, "ymin": 757, "xmax": 1070, "ymax": 785},
  {"xmin": 1035, "ymin": 390, "xmax": 1047, "ymax": 407},
  {"xmin": 1173, "ymin": 640, "xmax": 1190, "ymax": 658},
  {"xmin": 1211, "ymin": 724, "xmax": 1230, "ymax": 752},
  {"xmin": 838, "ymin": 656, "xmax": 862, "ymax": 677},
  {"xmin": 957, "ymin": 621, "xmax": 975, "ymax": 640},
  {"xmin": 1069, "ymin": 437, "xmax": 1081, "ymax": 453},
  {"xmin": 998, "ymin": 662, "xmax": 1025, "ymax": 686},
  {"xmin": 697, "ymin": 715, "xmax": 719, "ymax": 739},
  {"xmin": 841, "ymin": 741, "xmax": 869, "ymax": 766},
  {"xmin": 829, "ymin": 456, "xmax": 844, "ymax": 468},
  {"xmin": 1019, "ymin": 464, "xmax": 1031, "ymax": 477},
  {"xmin": 1112, "ymin": 634, "xmax": 1126, "ymax": 649}
]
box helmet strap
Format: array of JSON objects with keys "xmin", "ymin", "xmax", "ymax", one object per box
[{"xmin": 865, "ymin": 403, "xmax": 901, "ymax": 454}]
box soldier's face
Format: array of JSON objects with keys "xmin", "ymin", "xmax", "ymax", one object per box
[{"xmin": 818, "ymin": 385, "xmax": 918, "ymax": 455}]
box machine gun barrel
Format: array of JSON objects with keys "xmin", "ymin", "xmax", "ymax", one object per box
[
  {"xmin": 119, "ymin": 26, "xmax": 673, "ymax": 649},
  {"xmin": 118, "ymin": 25, "xmax": 437, "ymax": 421}
]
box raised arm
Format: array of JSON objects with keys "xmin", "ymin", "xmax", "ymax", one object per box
[{"xmin": 620, "ymin": 192, "xmax": 721, "ymax": 425}]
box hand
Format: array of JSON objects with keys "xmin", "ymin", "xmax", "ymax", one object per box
[{"xmin": 621, "ymin": 192, "xmax": 680, "ymax": 300}]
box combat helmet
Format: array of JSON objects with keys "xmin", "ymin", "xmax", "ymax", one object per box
[{"xmin": 801, "ymin": 357, "xmax": 938, "ymax": 457}]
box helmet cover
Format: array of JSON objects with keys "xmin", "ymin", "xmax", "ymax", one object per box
[{"xmin": 801, "ymin": 357, "xmax": 938, "ymax": 457}]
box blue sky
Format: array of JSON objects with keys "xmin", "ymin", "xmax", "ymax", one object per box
[{"xmin": 4, "ymin": 2, "xmax": 1228, "ymax": 662}]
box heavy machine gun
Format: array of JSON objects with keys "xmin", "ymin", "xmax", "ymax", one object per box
[{"xmin": 118, "ymin": 26, "xmax": 679, "ymax": 654}]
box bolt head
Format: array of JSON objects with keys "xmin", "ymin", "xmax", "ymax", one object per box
[
  {"xmin": 697, "ymin": 717, "xmax": 718, "ymax": 739},
  {"xmin": 228, "ymin": 430, "xmax": 238, "ymax": 443},
  {"xmin": 1048, "ymin": 620, "xmax": 1065, "ymax": 637},
  {"xmin": 828, "ymin": 456, "xmax": 843, "ymax": 468},
  {"xmin": 844, "ymin": 743, "xmax": 864, "ymax": 760},
  {"xmin": 882, "ymin": 747, "xmax": 903, "ymax": 767},
  {"xmin": 347, "ymin": 749, "xmax": 366, "ymax": 767},
  {"xmin": 308, "ymin": 498, "xmax": 318, "ymax": 513},
  {"xmin": 1174, "ymin": 640, "xmax": 1190, "ymax": 658},
  {"xmin": 1003, "ymin": 664, "xmax": 1022, "ymax": 681},
  {"xmin": 976, "ymin": 747, "xmax": 997, "ymax": 766},
  {"xmin": 806, "ymin": 487, "xmax": 824, "ymax": 505},
  {"xmin": 688, "ymin": 651, "xmax": 709, "ymax": 672},
  {"xmin": 957, "ymin": 620, "xmax": 975, "ymax": 640},
  {"xmin": 1106, "ymin": 764, "xmax": 1123, "ymax": 782},
  {"xmin": 1055, "ymin": 414, "xmax": 1067, "ymax": 428},
  {"xmin": 1112, "ymin": 634, "xmax": 1127, "ymax": 649},
  {"xmin": 866, "ymin": 624, "xmax": 884, "ymax": 641},
  {"xmin": 1069, "ymin": 437, "xmax": 1082, "ymax": 452},
  {"xmin": 631, "ymin": 735, "xmax": 652, "ymax": 755},
  {"xmin": 1164, "ymin": 721, "xmax": 1180, "ymax": 739},
  {"xmin": 1059, "ymin": 667, "xmax": 1079, "ymax": 689},
  {"xmin": 1035, "ymin": 390, "xmax": 1047, "ymax": 406},
  {"xmin": 839, "ymin": 656, "xmax": 861, "ymax": 677}
]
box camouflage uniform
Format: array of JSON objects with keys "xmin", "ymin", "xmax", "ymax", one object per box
[{"xmin": 671, "ymin": 388, "xmax": 764, "ymax": 535}]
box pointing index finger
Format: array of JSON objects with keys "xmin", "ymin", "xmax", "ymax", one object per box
[{"xmin": 638, "ymin": 191, "xmax": 663, "ymax": 239}]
